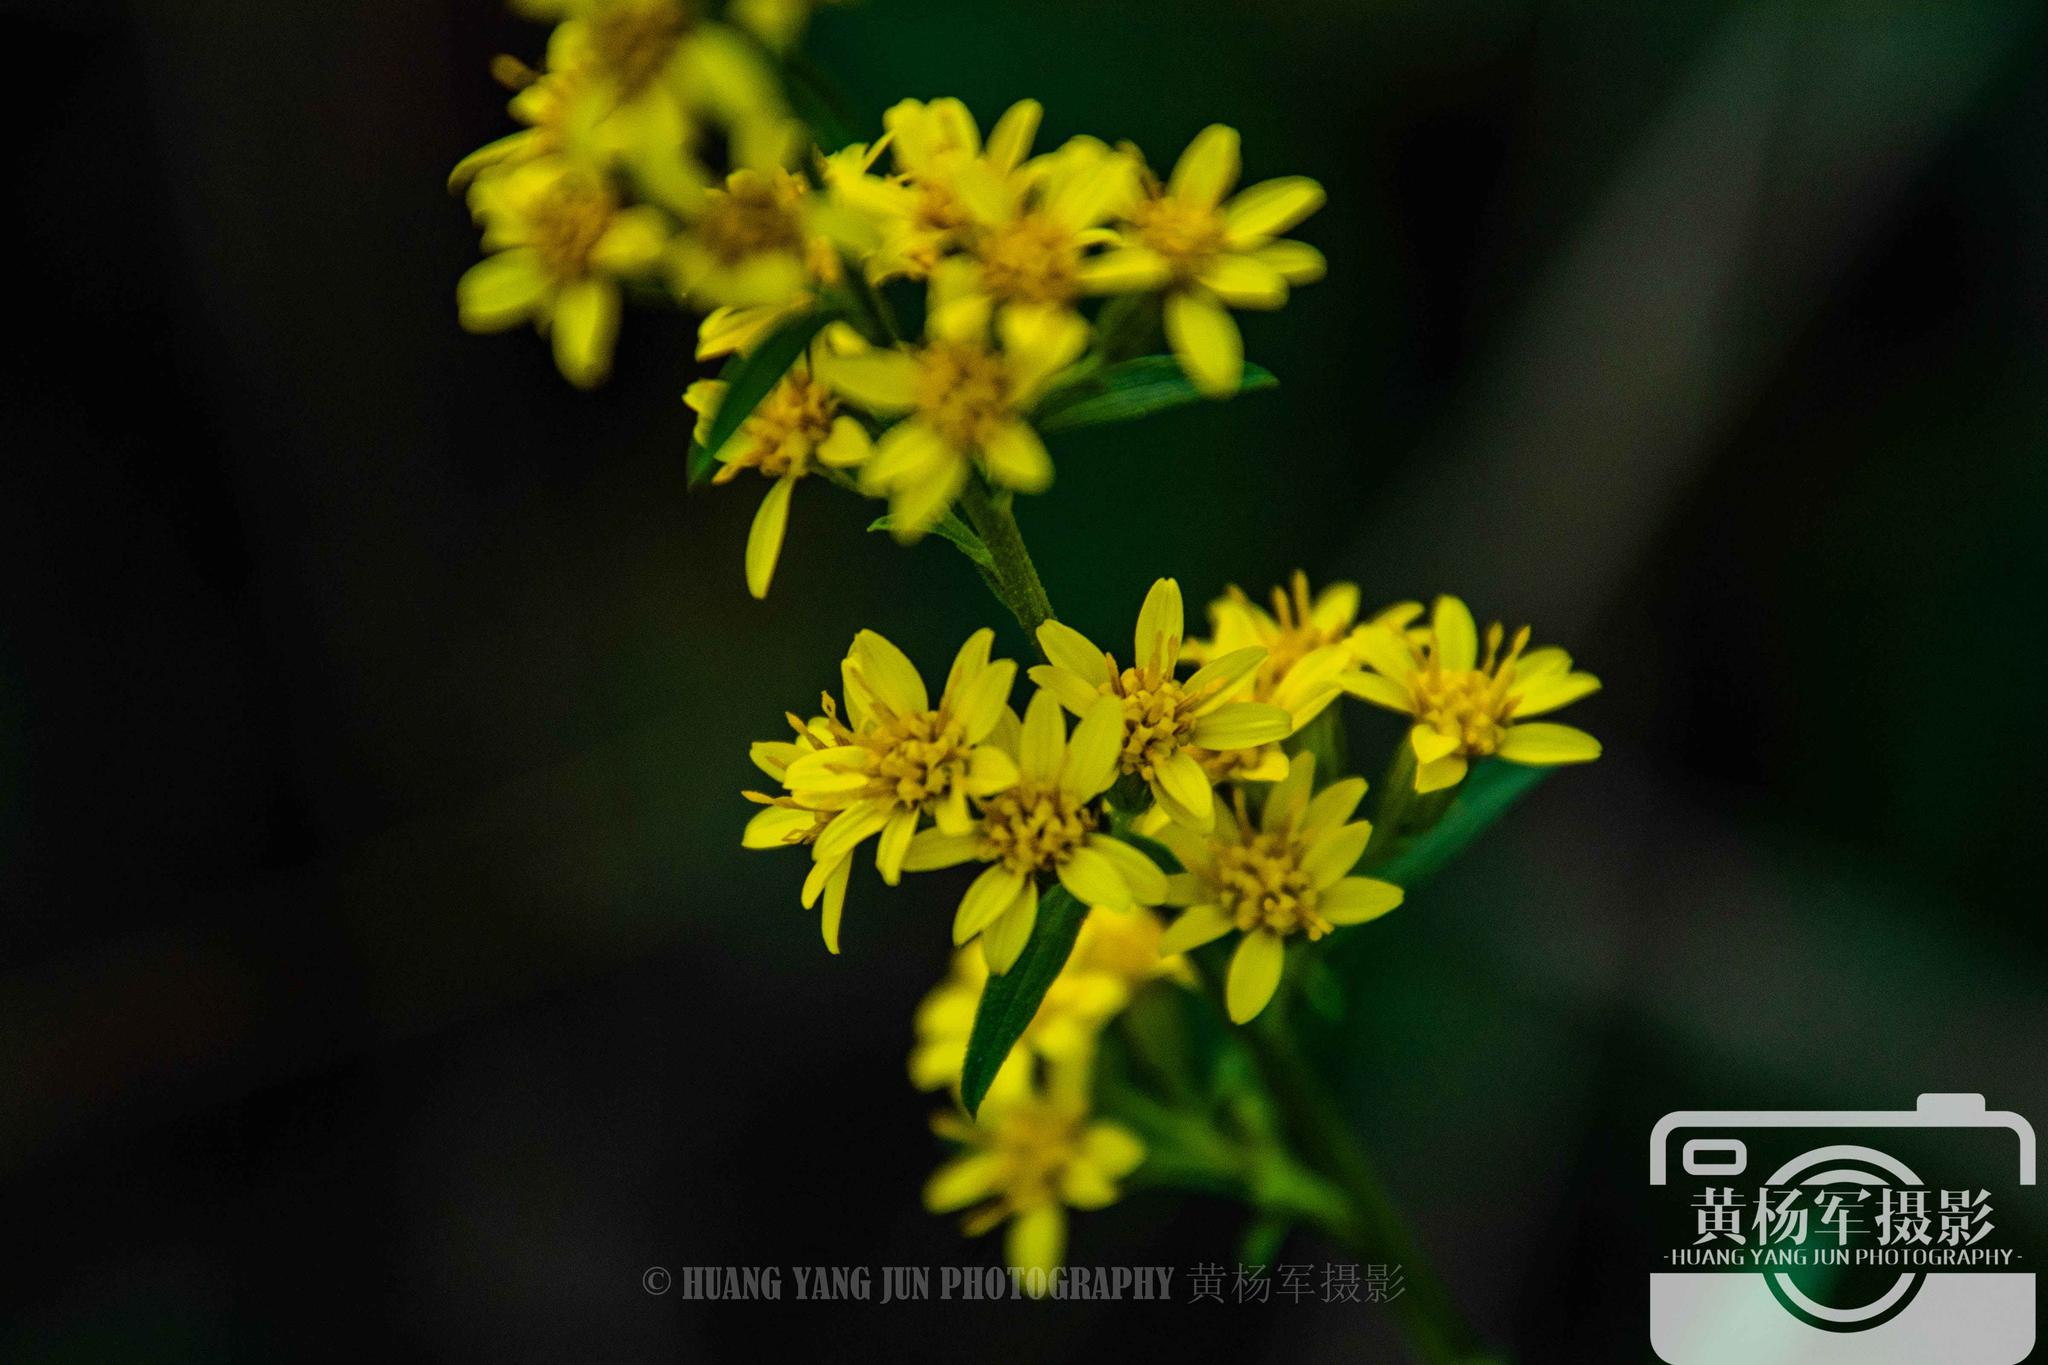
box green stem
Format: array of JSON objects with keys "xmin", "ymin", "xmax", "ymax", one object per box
[
  {"xmin": 1364, "ymin": 741, "xmax": 1418, "ymax": 866},
  {"xmin": 1246, "ymin": 1008, "xmax": 1492, "ymax": 1364},
  {"xmin": 957, "ymin": 479, "xmax": 1056, "ymax": 646}
]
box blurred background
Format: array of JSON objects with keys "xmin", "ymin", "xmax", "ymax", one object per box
[{"xmin": 4, "ymin": 0, "xmax": 2045, "ymax": 1359}]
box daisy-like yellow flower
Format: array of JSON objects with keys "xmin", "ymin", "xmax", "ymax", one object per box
[
  {"xmin": 457, "ymin": 159, "xmax": 670, "ymax": 387},
  {"xmin": 780, "ymin": 628, "xmax": 1020, "ymax": 894},
  {"xmin": 910, "ymin": 905, "xmax": 1190, "ymax": 1092},
  {"xmin": 1345, "ymin": 595, "xmax": 1602, "ymax": 793},
  {"xmin": 1029, "ymin": 578, "xmax": 1293, "ymax": 830},
  {"xmin": 1097, "ymin": 125, "xmax": 1326, "ymax": 396},
  {"xmin": 1156, "ymin": 752, "xmax": 1404, "ymax": 1023},
  {"xmin": 849, "ymin": 98, "xmax": 1047, "ymax": 282},
  {"xmin": 683, "ymin": 355, "xmax": 871, "ymax": 597},
  {"xmin": 447, "ymin": 46, "xmax": 609, "ymax": 192},
  {"xmin": 740, "ymin": 710, "xmax": 858, "ymax": 952},
  {"xmin": 902, "ymin": 691, "xmax": 1168, "ymax": 972},
  {"xmin": 930, "ymin": 134, "xmax": 1145, "ymax": 356},
  {"xmin": 824, "ymin": 295, "xmax": 1083, "ymax": 539},
  {"xmin": 924, "ymin": 1054, "xmax": 1144, "ymax": 1285},
  {"xmin": 670, "ymin": 157, "xmax": 876, "ymax": 311}
]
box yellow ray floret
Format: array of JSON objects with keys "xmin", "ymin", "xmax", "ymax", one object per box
[
  {"xmin": 1154, "ymin": 752, "xmax": 1403, "ymax": 1023},
  {"xmin": 1344, "ymin": 594, "xmax": 1602, "ymax": 793},
  {"xmin": 1029, "ymin": 578, "xmax": 1293, "ymax": 831}
]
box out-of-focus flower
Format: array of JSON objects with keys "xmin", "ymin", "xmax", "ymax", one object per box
[
  {"xmin": 448, "ymin": 45, "xmax": 609, "ymax": 191},
  {"xmin": 729, "ymin": 0, "xmax": 827, "ymax": 51},
  {"xmin": 684, "ymin": 355, "xmax": 871, "ymax": 597},
  {"xmin": 1345, "ymin": 595, "xmax": 1602, "ymax": 793},
  {"xmin": 910, "ymin": 906, "xmax": 1190, "ymax": 1092},
  {"xmin": 670, "ymin": 152, "xmax": 878, "ymax": 314},
  {"xmin": 1155, "ymin": 752, "xmax": 1402, "ymax": 1023},
  {"xmin": 1095, "ymin": 125, "xmax": 1326, "ymax": 396},
  {"xmin": 924, "ymin": 1056, "xmax": 1145, "ymax": 1285},
  {"xmin": 457, "ymin": 159, "xmax": 671, "ymax": 387},
  {"xmin": 1029, "ymin": 578, "xmax": 1291, "ymax": 830},
  {"xmin": 824, "ymin": 297, "xmax": 1084, "ymax": 539},
  {"xmin": 902, "ymin": 692, "xmax": 1167, "ymax": 972},
  {"xmin": 845, "ymin": 98, "xmax": 1045, "ymax": 282}
]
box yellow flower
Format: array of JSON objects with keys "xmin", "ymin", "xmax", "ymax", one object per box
[
  {"xmin": 902, "ymin": 692, "xmax": 1169, "ymax": 972},
  {"xmin": 1155, "ymin": 752, "xmax": 1404, "ymax": 1023},
  {"xmin": 849, "ymin": 98, "xmax": 1046, "ymax": 282},
  {"xmin": 683, "ymin": 356, "xmax": 871, "ymax": 597},
  {"xmin": 740, "ymin": 709, "xmax": 858, "ymax": 952},
  {"xmin": 447, "ymin": 47, "xmax": 610, "ymax": 191},
  {"xmin": 1029, "ymin": 578, "xmax": 1293, "ymax": 830},
  {"xmin": 729, "ymin": 0, "xmax": 824, "ymax": 51},
  {"xmin": 1098, "ymin": 125, "xmax": 1326, "ymax": 396},
  {"xmin": 910, "ymin": 904, "xmax": 1190, "ymax": 1092},
  {"xmin": 779, "ymin": 628, "xmax": 1020, "ymax": 893},
  {"xmin": 457, "ymin": 159, "xmax": 670, "ymax": 387},
  {"xmin": 930, "ymin": 134, "xmax": 1145, "ymax": 352},
  {"xmin": 824, "ymin": 295, "xmax": 1084, "ymax": 539},
  {"xmin": 1345, "ymin": 595, "xmax": 1603, "ymax": 793},
  {"xmin": 670, "ymin": 158, "xmax": 876, "ymax": 310},
  {"xmin": 924, "ymin": 1056, "xmax": 1144, "ymax": 1285}
]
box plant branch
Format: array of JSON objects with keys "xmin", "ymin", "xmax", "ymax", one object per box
[{"xmin": 957, "ymin": 479, "xmax": 1057, "ymax": 647}]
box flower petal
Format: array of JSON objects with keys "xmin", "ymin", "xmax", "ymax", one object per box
[
  {"xmin": 1088, "ymin": 835, "xmax": 1168, "ymax": 905},
  {"xmin": 1164, "ymin": 289, "xmax": 1243, "ymax": 398},
  {"xmin": 1320, "ymin": 876, "xmax": 1404, "ymax": 926},
  {"xmin": 744, "ymin": 475, "xmax": 795, "ymax": 599},
  {"xmin": 1060, "ymin": 695, "xmax": 1125, "ymax": 800},
  {"xmin": 1301, "ymin": 820, "xmax": 1371, "ymax": 888},
  {"xmin": 1431, "ymin": 595, "xmax": 1478, "ymax": 672},
  {"xmin": 1158, "ymin": 902, "xmax": 1234, "ymax": 954},
  {"xmin": 980, "ymin": 420, "xmax": 1054, "ymax": 493},
  {"xmin": 1057, "ymin": 845, "xmax": 1134, "ymax": 912},
  {"xmin": 1510, "ymin": 670, "xmax": 1602, "ymax": 718},
  {"xmin": 953, "ymin": 864, "xmax": 1027, "ymax": 943},
  {"xmin": 1017, "ymin": 688, "xmax": 1067, "ymax": 785},
  {"xmin": 1191, "ymin": 702, "xmax": 1293, "ymax": 750},
  {"xmin": 1198, "ymin": 253, "xmax": 1288, "ymax": 309},
  {"xmin": 828, "ymin": 350, "xmax": 921, "ymax": 414},
  {"xmin": 1170, "ymin": 124, "xmax": 1240, "ymax": 208},
  {"xmin": 1222, "ymin": 176, "xmax": 1325, "ymax": 246},
  {"xmin": 852, "ymin": 629, "xmax": 929, "ymax": 713},
  {"xmin": 1152, "ymin": 749, "xmax": 1215, "ymax": 831},
  {"xmin": 1497, "ymin": 722, "xmax": 1603, "ymax": 765},
  {"xmin": 980, "ymin": 885, "xmax": 1039, "ymax": 974},
  {"xmin": 1036, "ymin": 621, "xmax": 1112, "ymax": 686},
  {"xmin": 1134, "ymin": 577, "xmax": 1184, "ymax": 674},
  {"xmin": 1005, "ymin": 1204, "xmax": 1066, "ymax": 1280},
  {"xmin": 1225, "ymin": 930, "xmax": 1285, "ymax": 1023}
]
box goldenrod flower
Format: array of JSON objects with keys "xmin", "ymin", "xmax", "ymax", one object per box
[
  {"xmin": 901, "ymin": 691, "xmax": 1167, "ymax": 972},
  {"xmin": 1098, "ymin": 125, "xmax": 1326, "ymax": 396},
  {"xmin": 825, "ymin": 296, "xmax": 1084, "ymax": 539},
  {"xmin": 448, "ymin": 46, "xmax": 609, "ymax": 191},
  {"xmin": 848, "ymin": 98, "xmax": 1047, "ymax": 282},
  {"xmin": 910, "ymin": 906, "xmax": 1190, "ymax": 1091},
  {"xmin": 670, "ymin": 156, "xmax": 877, "ymax": 313},
  {"xmin": 740, "ymin": 710, "xmax": 858, "ymax": 952},
  {"xmin": 931, "ymin": 134, "xmax": 1145, "ymax": 353},
  {"xmin": 925, "ymin": 1056, "xmax": 1144, "ymax": 1283},
  {"xmin": 1345, "ymin": 595, "xmax": 1602, "ymax": 793},
  {"xmin": 1156, "ymin": 752, "xmax": 1403, "ymax": 1023},
  {"xmin": 683, "ymin": 356, "xmax": 871, "ymax": 597},
  {"xmin": 780, "ymin": 628, "xmax": 1020, "ymax": 890},
  {"xmin": 1029, "ymin": 578, "xmax": 1292, "ymax": 830},
  {"xmin": 457, "ymin": 159, "xmax": 670, "ymax": 387}
]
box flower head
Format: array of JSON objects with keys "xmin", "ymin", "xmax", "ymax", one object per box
[
  {"xmin": 753, "ymin": 629, "xmax": 1019, "ymax": 950},
  {"xmin": 910, "ymin": 906, "xmax": 1191, "ymax": 1092},
  {"xmin": 851, "ymin": 98, "xmax": 1047, "ymax": 281},
  {"xmin": 684, "ymin": 355, "xmax": 871, "ymax": 597},
  {"xmin": 1345, "ymin": 595, "xmax": 1602, "ymax": 792},
  {"xmin": 1029, "ymin": 578, "xmax": 1293, "ymax": 830},
  {"xmin": 902, "ymin": 690, "xmax": 1168, "ymax": 972},
  {"xmin": 457, "ymin": 159, "xmax": 670, "ymax": 387},
  {"xmin": 1156, "ymin": 752, "xmax": 1403, "ymax": 1023},
  {"xmin": 924, "ymin": 1055, "xmax": 1144, "ymax": 1285},
  {"xmin": 1098, "ymin": 125, "xmax": 1327, "ymax": 396},
  {"xmin": 825, "ymin": 295, "xmax": 1084, "ymax": 539}
]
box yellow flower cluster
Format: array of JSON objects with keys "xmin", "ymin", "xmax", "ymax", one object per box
[
  {"xmin": 456, "ymin": 58, "xmax": 1326, "ymax": 597},
  {"xmin": 913, "ymin": 906, "xmax": 1187, "ymax": 1285}
]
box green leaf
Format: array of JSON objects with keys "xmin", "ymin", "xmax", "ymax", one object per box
[
  {"xmin": 1374, "ymin": 760, "xmax": 1550, "ymax": 890},
  {"xmin": 866, "ymin": 508, "xmax": 995, "ymax": 570},
  {"xmin": 686, "ymin": 310, "xmax": 833, "ymax": 487},
  {"xmin": 960, "ymin": 884, "xmax": 1088, "ymax": 1116},
  {"xmin": 1034, "ymin": 356, "xmax": 1277, "ymax": 434}
]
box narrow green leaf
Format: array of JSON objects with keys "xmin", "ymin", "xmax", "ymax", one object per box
[
  {"xmin": 1373, "ymin": 760, "xmax": 1550, "ymax": 890},
  {"xmin": 1034, "ymin": 356, "xmax": 1277, "ymax": 434},
  {"xmin": 960, "ymin": 884, "xmax": 1088, "ymax": 1116},
  {"xmin": 686, "ymin": 310, "xmax": 832, "ymax": 487},
  {"xmin": 866, "ymin": 508, "xmax": 995, "ymax": 570}
]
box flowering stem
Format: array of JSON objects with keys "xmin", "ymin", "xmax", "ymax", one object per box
[
  {"xmin": 1245, "ymin": 1010, "xmax": 1493, "ymax": 1364},
  {"xmin": 1364, "ymin": 742, "xmax": 1418, "ymax": 866},
  {"xmin": 957, "ymin": 479, "xmax": 1057, "ymax": 646}
]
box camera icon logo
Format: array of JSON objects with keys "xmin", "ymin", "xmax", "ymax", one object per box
[{"xmin": 1649, "ymin": 1093, "xmax": 2035, "ymax": 1364}]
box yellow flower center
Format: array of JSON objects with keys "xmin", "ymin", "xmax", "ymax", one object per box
[
  {"xmin": 1236, "ymin": 570, "xmax": 1343, "ymax": 692},
  {"xmin": 586, "ymin": 0, "xmax": 691, "ymax": 94},
  {"xmin": 978, "ymin": 784, "xmax": 1097, "ymax": 876},
  {"xmin": 915, "ymin": 343, "xmax": 1014, "ymax": 449},
  {"xmin": 866, "ymin": 709, "xmax": 975, "ymax": 808},
  {"xmin": 1129, "ymin": 192, "xmax": 1226, "ymax": 282},
  {"xmin": 1109, "ymin": 667, "xmax": 1201, "ymax": 778},
  {"xmin": 1410, "ymin": 622, "xmax": 1532, "ymax": 756},
  {"xmin": 529, "ymin": 173, "xmax": 619, "ymax": 280},
  {"xmin": 975, "ymin": 212, "xmax": 1081, "ymax": 306},
  {"xmin": 981, "ymin": 1098, "xmax": 1088, "ymax": 1212},
  {"xmin": 720, "ymin": 372, "xmax": 838, "ymax": 481},
  {"xmin": 698, "ymin": 177, "xmax": 806, "ymax": 266},
  {"xmin": 1213, "ymin": 830, "xmax": 1330, "ymax": 940}
]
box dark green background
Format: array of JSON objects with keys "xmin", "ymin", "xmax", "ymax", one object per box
[{"xmin": 3, "ymin": 0, "xmax": 2044, "ymax": 1360}]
